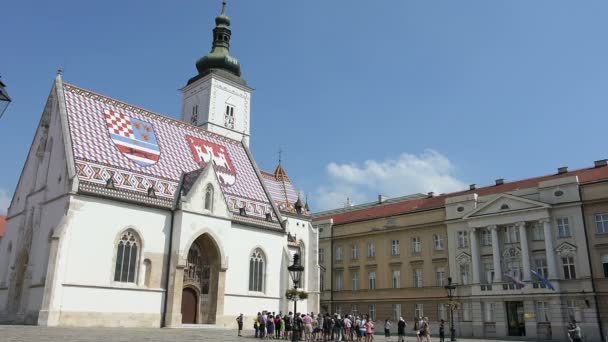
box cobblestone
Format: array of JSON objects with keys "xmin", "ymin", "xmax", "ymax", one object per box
[{"xmin": 0, "ymin": 326, "xmax": 574, "ymax": 342}]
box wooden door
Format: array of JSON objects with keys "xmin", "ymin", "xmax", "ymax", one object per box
[{"xmin": 181, "ymin": 288, "xmax": 198, "ymax": 324}]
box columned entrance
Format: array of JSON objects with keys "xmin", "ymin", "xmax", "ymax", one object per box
[{"xmin": 180, "ymin": 234, "xmax": 220, "ymax": 324}]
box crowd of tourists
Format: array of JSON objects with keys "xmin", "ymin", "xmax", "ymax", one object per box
[{"xmin": 236, "ymin": 312, "xmax": 445, "ymax": 342}]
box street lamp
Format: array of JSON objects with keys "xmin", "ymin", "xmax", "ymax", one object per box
[
  {"xmin": 0, "ymin": 77, "xmax": 12, "ymax": 119},
  {"xmin": 287, "ymin": 253, "xmax": 304, "ymax": 342},
  {"xmin": 444, "ymin": 277, "xmax": 457, "ymax": 342}
]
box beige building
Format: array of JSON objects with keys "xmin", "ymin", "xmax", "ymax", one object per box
[
  {"xmin": 581, "ymin": 161, "xmax": 608, "ymax": 338},
  {"xmin": 314, "ymin": 194, "xmax": 451, "ymax": 328},
  {"xmin": 314, "ymin": 160, "xmax": 608, "ymax": 341}
]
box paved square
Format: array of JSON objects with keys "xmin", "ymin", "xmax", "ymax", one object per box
[{"xmin": 0, "ymin": 326, "xmax": 571, "ymax": 342}]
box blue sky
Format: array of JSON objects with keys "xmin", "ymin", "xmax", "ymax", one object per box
[{"xmin": 1, "ymin": 0, "xmax": 607, "ymax": 212}]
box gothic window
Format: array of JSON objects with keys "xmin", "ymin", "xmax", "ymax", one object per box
[
  {"xmin": 191, "ymin": 104, "xmax": 198, "ymax": 125},
  {"xmin": 114, "ymin": 230, "xmax": 140, "ymax": 283},
  {"xmin": 224, "ymin": 104, "xmax": 235, "ymax": 129},
  {"xmin": 248, "ymin": 248, "xmax": 265, "ymax": 292},
  {"xmin": 204, "ymin": 184, "xmax": 214, "ymax": 211}
]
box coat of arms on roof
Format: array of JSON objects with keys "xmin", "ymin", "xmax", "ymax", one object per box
[
  {"xmin": 186, "ymin": 135, "xmax": 236, "ymax": 186},
  {"xmin": 104, "ymin": 109, "xmax": 161, "ymax": 166}
]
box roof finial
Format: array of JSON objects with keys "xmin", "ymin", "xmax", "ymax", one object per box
[
  {"xmin": 57, "ymin": 66, "xmax": 63, "ymax": 75},
  {"xmin": 278, "ymin": 147, "xmax": 283, "ymax": 165},
  {"xmin": 221, "ymin": 0, "xmax": 227, "ymax": 15}
]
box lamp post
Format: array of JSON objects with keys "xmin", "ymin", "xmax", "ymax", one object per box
[
  {"xmin": 0, "ymin": 77, "xmax": 12, "ymax": 119},
  {"xmin": 444, "ymin": 277, "xmax": 457, "ymax": 342},
  {"xmin": 288, "ymin": 253, "xmax": 304, "ymax": 342}
]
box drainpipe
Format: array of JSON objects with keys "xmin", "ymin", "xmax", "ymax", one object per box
[
  {"xmin": 578, "ymin": 185, "xmax": 604, "ymax": 341},
  {"xmin": 330, "ymin": 222, "xmax": 334, "ymax": 314},
  {"xmin": 161, "ymin": 192, "xmax": 180, "ymax": 327}
]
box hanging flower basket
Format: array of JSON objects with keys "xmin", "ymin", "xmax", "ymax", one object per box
[{"xmin": 285, "ymin": 289, "xmax": 309, "ymax": 301}]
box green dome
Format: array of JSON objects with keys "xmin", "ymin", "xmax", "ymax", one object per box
[{"xmin": 193, "ymin": 1, "xmax": 241, "ymax": 78}]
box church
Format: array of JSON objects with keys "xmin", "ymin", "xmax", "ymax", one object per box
[{"xmin": 0, "ymin": 2, "xmax": 319, "ymax": 327}]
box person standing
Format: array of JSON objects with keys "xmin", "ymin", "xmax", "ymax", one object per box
[
  {"xmin": 420, "ymin": 317, "xmax": 430, "ymax": 342},
  {"xmin": 236, "ymin": 313, "xmax": 244, "ymax": 337},
  {"xmin": 275, "ymin": 315, "xmax": 283, "ymax": 340},
  {"xmin": 285, "ymin": 312, "xmax": 293, "ymax": 340},
  {"xmin": 365, "ymin": 317, "xmax": 375, "ymax": 342},
  {"xmin": 567, "ymin": 320, "xmax": 583, "ymax": 342},
  {"xmin": 384, "ymin": 319, "xmax": 391, "ymax": 342},
  {"xmin": 397, "ymin": 317, "xmax": 406, "ymax": 342},
  {"xmin": 413, "ymin": 317, "xmax": 420, "ymax": 342},
  {"xmin": 438, "ymin": 319, "xmax": 445, "ymax": 342}
]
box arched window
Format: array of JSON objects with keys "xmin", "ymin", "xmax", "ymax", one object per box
[
  {"xmin": 205, "ymin": 184, "xmax": 214, "ymax": 211},
  {"xmin": 114, "ymin": 230, "xmax": 140, "ymax": 283},
  {"xmin": 249, "ymin": 248, "xmax": 265, "ymax": 292},
  {"xmin": 143, "ymin": 259, "xmax": 152, "ymax": 287}
]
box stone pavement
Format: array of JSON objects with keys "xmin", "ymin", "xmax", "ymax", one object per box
[{"xmin": 0, "ymin": 326, "xmax": 576, "ymax": 342}]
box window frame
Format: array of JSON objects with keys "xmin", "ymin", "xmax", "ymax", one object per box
[
  {"xmin": 596, "ymin": 213, "xmax": 608, "ymax": 234},
  {"xmin": 391, "ymin": 239, "xmax": 400, "ymax": 256},
  {"xmin": 113, "ymin": 230, "xmax": 141, "ymax": 284},
  {"xmin": 367, "ymin": 241, "xmax": 376, "ymax": 258},
  {"xmin": 433, "ymin": 234, "xmax": 444, "ymax": 250},
  {"xmin": 536, "ymin": 301, "xmax": 550, "ymax": 322},
  {"xmin": 351, "ymin": 244, "xmax": 359, "ymax": 260},
  {"xmin": 248, "ymin": 248, "xmax": 266, "ymax": 292},
  {"xmin": 457, "ymin": 231, "xmax": 469, "ymax": 248},
  {"xmin": 411, "ymin": 237, "xmax": 421, "ymax": 254},
  {"xmin": 562, "ymin": 256, "xmax": 576, "ymax": 279},
  {"xmin": 556, "ymin": 217, "xmax": 571, "ymax": 238},
  {"xmin": 392, "ymin": 270, "xmax": 401, "ymax": 289},
  {"xmin": 351, "ymin": 271, "xmax": 359, "ymax": 291},
  {"xmin": 368, "ymin": 271, "xmax": 377, "ymax": 290},
  {"xmin": 414, "ymin": 269, "xmax": 423, "ymax": 288}
]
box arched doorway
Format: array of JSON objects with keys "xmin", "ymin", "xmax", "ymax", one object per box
[
  {"xmin": 181, "ymin": 234, "xmax": 220, "ymax": 324},
  {"xmin": 181, "ymin": 288, "xmax": 198, "ymax": 324}
]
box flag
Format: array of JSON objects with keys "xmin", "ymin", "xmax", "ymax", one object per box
[
  {"xmin": 503, "ymin": 273, "xmax": 525, "ymax": 289},
  {"xmin": 531, "ymin": 270, "xmax": 556, "ymax": 291}
]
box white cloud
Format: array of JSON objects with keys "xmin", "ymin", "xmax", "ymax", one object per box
[
  {"xmin": 314, "ymin": 149, "xmax": 467, "ymax": 211},
  {"xmin": 0, "ymin": 189, "xmax": 10, "ymax": 214}
]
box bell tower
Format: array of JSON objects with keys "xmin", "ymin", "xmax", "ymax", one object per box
[{"xmin": 181, "ymin": 1, "xmax": 253, "ymax": 146}]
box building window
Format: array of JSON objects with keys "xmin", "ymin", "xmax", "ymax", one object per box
[
  {"xmin": 562, "ymin": 256, "xmax": 576, "ymax": 279},
  {"xmin": 414, "ymin": 269, "xmax": 423, "ymax": 288},
  {"xmin": 352, "ymin": 305, "xmax": 359, "ymax": 316},
  {"xmin": 602, "ymin": 255, "xmax": 608, "ymax": 278},
  {"xmin": 481, "ymin": 229, "xmax": 492, "ymax": 246},
  {"xmin": 367, "ymin": 242, "xmax": 376, "ymax": 258},
  {"xmin": 438, "ymin": 304, "xmax": 447, "ymax": 321},
  {"xmin": 411, "ymin": 237, "xmax": 421, "ymax": 254},
  {"xmin": 484, "ymin": 262, "xmax": 494, "ymax": 284},
  {"xmin": 462, "ymin": 302, "xmax": 471, "ymax": 321},
  {"xmin": 567, "ymin": 299, "xmax": 577, "ymax": 321},
  {"xmin": 224, "ymin": 104, "xmax": 235, "ymax": 129},
  {"xmin": 320, "ymin": 271, "xmax": 325, "ymax": 291},
  {"xmin": 319, "ymin": 248, "xmax": 325, "ymax": 264},
  {"xmin": 536, "ymin": 301, "xmax": 549, "ymax": 322},
  {"xmin": 369, "ymin": 304, "xmax": 376, "ymax": 320},
  {"xmin": 368, "ymin": 271, "xmax": 376, "ymax": 290},
  {"xmin": 392, "ymin": 304, "xmax": 402, "ymax": 322},
  {"xmin": 433, "ymin": 234, "xmax": 444, "ymax": 250},
  {"xmin": 190, "ymin": 104, "xmax": 198, "ymax": 124},
  {"xmin": 506, "ymin": 260, "xmax": 522, "ymax": 281},
  {"xmin": 534, "ymin": 258, "xmax": 548, "ymax": 278},
  {"xmin": 532, "ymin": 224, "xmax": 544, "ymax": 241},
  {"xmin": 351, "ymin": 271, "xmax": 359, "ymax": 291},
  {"xmin": 459, "ymin": 263, "xmax": 470, "ymax": 285},
  {"xmin": 114, "ymin": 230, "xmax": 140, "ymax": 283},
  {"xmin": 596, "ymin": 213, "xmax": 608, "ymax": 234},
  {"xmin": 505, "ymin": 225, "xmax": 519, "ymax": 243},
  {"xmin": 249, "ymin": 249, "xmax": 266, "ymax": 292},
  {"xmin": 391, "ymin": 240, "xmax": 400, "ymax": 256},
  {"xmin": 204, "ymin": 184, "xmax": 214, "ymax": 211},
  {"xmin": 556, "ymin": 217, "xmax": 571, "ymax": 238},
  {"xmin": 351, "ymin": 244, "xmax": 359, "ymax": 260},
  {"xmin": 457, "ymin": 231, "xmax": 469, "ymax": 248},
  {"xmin": 336, "ymin": 305, "xmax": 342, "ymax": 315},
  {"xmin": 335, "ymin": 246, "xmax": 342, "ymax": 261},
  {"xmin": 392, "ymin": 270, "xmax": 401, "ymax": 288},
  {"xmin": 484, "ymin": 303, "xmax": 494, "ymax": 322},
  {"xmin": 335, "ymin": 272, "xmax": 343, "ymax": 291},
  {"xmin": 414, "ymin": 304, "xmax": 424, "ymax": 319},
  {"xmin": 436, "ymin": 268, "xmax": 445, "ymax": 287}
]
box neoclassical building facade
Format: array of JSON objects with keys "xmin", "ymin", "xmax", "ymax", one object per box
[{"xmin": 0, "ymin": 3, "xmax": 319, "ymax": 327}]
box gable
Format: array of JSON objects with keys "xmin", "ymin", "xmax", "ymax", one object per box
[
  {"xmin": 62, "ymin": 83, "xmax": 276, "ymax": 221},
  {"xmin": 464, "ymin": 193, "xmax": 550, "ymax": 219}
]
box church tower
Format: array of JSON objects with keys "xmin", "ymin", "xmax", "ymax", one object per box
[{"xmin": 181, "ymin": 1, "xmax": 253, "ymax": 146}]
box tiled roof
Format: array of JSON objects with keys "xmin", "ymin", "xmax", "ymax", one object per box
[
  {"xmin": 261, "ymin": 166, "xmax": 308, "ymax": 215},
  {"xmin": 0, "ymin": 215, "xmax": 5, "ymax": 237},
  {"xmin": 314, "ymin": 166, "xmax": 608, "ymax": 225},
  {"xmin": 63, "ymin": 83, "xmax": 276, "ymax": 220}
]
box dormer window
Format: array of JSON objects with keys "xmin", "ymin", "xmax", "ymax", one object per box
[{"xmin": 224, "ymin": 104, "xmax": 235, "ymax": 129}]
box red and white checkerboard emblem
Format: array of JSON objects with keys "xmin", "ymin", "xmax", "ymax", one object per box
[
  {"xmin": 104, "ymin": 109, "xmax": 161, "ymax": 166},
  {"xmin": 186, "ymin": 135, "xmax": 237, "ymax": 186}
]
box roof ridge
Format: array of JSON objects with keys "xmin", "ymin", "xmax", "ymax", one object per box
[{"xmin": 63, "ymin": 81, "xmax": 243, "ymax": 145}]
